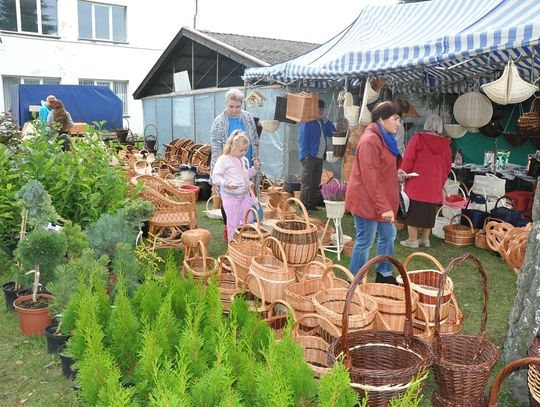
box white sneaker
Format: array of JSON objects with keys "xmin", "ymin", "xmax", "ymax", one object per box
[
  {"xmin": 419, "ymin": 240, "xmax": 431, "ymax": 248},
  {"xmin": 400, "ymin": 239, "xmax": 419, "ymax": 248}
]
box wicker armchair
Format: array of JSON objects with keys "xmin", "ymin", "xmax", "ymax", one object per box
[{"xmin": 132, "ymin": 174, "xmax": 197, "ymax": 225}]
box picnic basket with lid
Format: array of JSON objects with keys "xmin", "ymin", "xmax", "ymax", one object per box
[
  {"xmin": 327, "ymin": 255, "xmax": 433, "ymax": 406},
  {"xmin": 431, "ymin": 253, "xmax": 500, "ymax": 406},
  {"xmin": 270, "ymin": 197, "xmax": 319, "ymax": 265}
]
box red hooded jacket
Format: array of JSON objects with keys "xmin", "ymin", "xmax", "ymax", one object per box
[
  {"xmin": 345, "ymin": 123, "xmax": 399, "ymax": 221},
  {"xmin": 400, "ymin": 131, "xmax": 452, "ymax": 204}
]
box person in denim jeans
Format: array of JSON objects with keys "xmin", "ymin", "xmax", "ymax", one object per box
[{"xmin": 345, "ymin": 101, "xmax": 406, "ymax": 284}]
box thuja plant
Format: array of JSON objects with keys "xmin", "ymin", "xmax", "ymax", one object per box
[
  {"xmin": 111, "ymin": 242, "xmax": 142, "ymax": 297},
  {"xmin": 0, "ymin": 144, "xmax": 19, "ymax": 246},
  {"xmin": 318, "ymin": 359, "xmax": 362, "ymax": 407},
  {"xmin": 60, "ymin": 220, "xmax": 89, "ymax": 261}
]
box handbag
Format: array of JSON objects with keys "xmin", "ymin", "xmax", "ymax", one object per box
[
  {"xmin": 471, "ymin": 173, "xmax": 506, "ymax": 198},
  {"xmin": 489, "ymin": 196, "xmax": 521, "ymax": 225},
  {"xmin": 461, "ymin": 192, "xmax": 489, "ymax": 229}
]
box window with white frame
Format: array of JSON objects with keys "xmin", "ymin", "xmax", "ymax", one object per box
[
  {"xmin": 77, "ymin": 1, "xmax": 126, "ymax": 42},
  {"xmin": 0, "ymin": 0, "xmax": 57, "ymax": 35},
  {"xmin": 79, "ymin": 79, "xmax": 128, "ymax": 114},
  {"xmin": 2, "ymin": 75, "xmax": 60, "ymax": 112}
]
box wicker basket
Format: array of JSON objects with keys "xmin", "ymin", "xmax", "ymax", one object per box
[
  {"xmin": 327, "ymin": 255, "xmax": 434, "ymax": 406},
  {"xmin": 433, "ymin": 207, "xmax": 450, "ymax": 239},
  {"xmin": 217, "ymin": 255, "xmax": 244, "ymax": 313},
  {"xmin": 529, "ymin": 326, "xmax": 540, "ymax": 407},
  {"xmin": 249, "ymin": 236, "xmax": 297, "ymax": 302},
  {"xmin": 232, "ymin": 207, "xmax": 269, "ymax": 242},
  {"xmin": 182, "ymin": 241, "xmax": 218, "ymax": 283},
  {"xmin": 401, "ymin": 252, "xmax": 453, "ymax": 324},
  {"xmin": 487, "ymin": 357, "xmax": 540, "ymax": 406},
  {"xmin": 265, "ymin": 300, "xmax": 295, "ymax": 340},
  {"xmin": 312, "ymin": 264, "xmax": 378, "ymax": 332},
  {"xmin": 271, "ymin": 198, "xmax": 319, "ymax": 265},
  {"xmin": 292, "ymin": 313, "xmax": 341, "ymax": 378},
  {"xmin": 432, "ymin": 253, "xmax": 500, "ymax": 406},
  {"xmin": 228, "ymin": 223, "xmax": 264, "ymax": 277},
  {"xmin": 286, "ymin": 92, "xmax": 319, "ymax": 122},
  {"xmin": 443, "ymin": 214, "xmax": 476, "ymax": 246},
  {"xmin": 235, "ymin": 272, "xmax": 271, "ymax": 315},
  {"xmin": 438, "ymin": 294, "xmax": 464, "ymax": 336}
]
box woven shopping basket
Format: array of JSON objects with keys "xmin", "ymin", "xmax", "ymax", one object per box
[
  {"xmin": 528, "ymin": 325, "xmax": 540, "ymax": 406},
  {"xmin": 233, "ymin": 272, "xmax": 271, "ymax": 316},
  {"xmin": 292, "ymin": 243, "xmax": 332, "ymax": 280},
  {"xmin": 312, "ymin": 264, "xmax": 378, "ymax": 333},
  {"xmin": 264, "ymin": 299, "xmax": 295, "ymax": 340},
  {"xmin": 401, "ymin": 252, "xmax": 454, "ymax": 325},
  {"xmin": 433, "ymin": 207, "xmax": 450, "ymax": 239},
  {"xmin": 292, "ymin": 313, "xmax": 341, "ymax": 378},
  {"xmin": 432, "ymin": 253, "xmax": 500, "ymax": 406},
  {"xmin": 249, "ymin": 236, "xmax": 297, "ymax": 302},
  {"xmin": 486, "ymin": 357, "xmax": 540, "ymax": 407},
  {"xmin": 443, "ymin": 214, "xmax": 476, "ymax": 246},
  {"xmin": 327, "ymin": 256, "xmax": 433, "ymax": 406},
  {"xmin": 233, "ymin": 207, "xmax": 270, "ymax": 242},
  {"xmin": 227, "ymin": 223, "xmax": 264, "ymax": 282},
  {"xmin": 216, "ymin": 255, "xmax": 244, "ymax": 313},
  {"xmin": 182, "ymin": 241, "xmax": 218, "ymax": 283},
  {"xmin": 271, "ymin": 197, "xmax": 319, "ymax": 265}
]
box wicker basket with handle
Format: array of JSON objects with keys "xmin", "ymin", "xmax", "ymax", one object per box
[
  {"xmin": 249, "ymin": 236, "xmax": 297, "ymax": 302},
  {"xmin": 443, "ymin": 214, "xmax": 476, "ymax": 246},
  {"xmin": 227, "ymin": 223, "xmax": 264, "ymax": 282},
  {"xmin": 264, "ymin": 299, "xmax": 295, "ymax": 340},
  {"xmin": 217, "ymin": 255, "xmax": 244, "ymax": 313},
  {"xmin": 486, "ymin": 357, "xmax": 540, "ymax": 406},
  {"xmin": 518, "ymin": 97, "xmax": 540, "ymax": 137},
  {"xmin": 182, "ymin": 241, "xmax": 218, "ymax": 284},
  {"xmin": 327, "ymin": 255, "xmax": 433, "ymax": 406},
  {"xmin": 270, "ymin": 197, "xmax": 319, "ymax": 265},
  {"xmin": 432, "ymin": 253, "xmax": 500, "ymax": 406},
  {"xmin": 528, "ymin": 325, "xmax": 540, "ymax": 406},
  {"xmin": 233, "ymin": 207, "xmax": 270, "ymax": 242},
  {"xmin": 292, "ymin": 313, "xmax": 341, "ymax": 378}
]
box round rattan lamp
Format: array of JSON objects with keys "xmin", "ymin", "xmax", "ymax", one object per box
[{"xmin": 453, "ymin": 91, "xmax": 493, "ymax": 133}]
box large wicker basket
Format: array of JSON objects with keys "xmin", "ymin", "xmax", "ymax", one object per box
[
  {"xmin": 249, "ymin": 236, "xmax": 297, "ymax": 302},
  {"xmin": 271, "ymin": 198, "xmax": 319, "ymax": 265},
  {"xmin": 432, "ymin": 253, "xmax": 500, "ymax": 406},
  {"xmin": 487, "ymin": 357, "xmax": 540, "ymax": 406},
  {"xmin": 327, "ymin": 256, "xmax": 433, "ymax": 406},
  {"xmin": 286, "ymin": 92, "xmax": 319, "ymax": 122}
]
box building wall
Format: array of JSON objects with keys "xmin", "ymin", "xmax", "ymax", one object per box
[{"xmin": 0, "ymin": 0, "xmax": 181, "ymax": 133}]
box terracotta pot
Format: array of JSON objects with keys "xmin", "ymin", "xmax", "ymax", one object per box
[{"xmin": 13, "ymin": 294, "xmax": 53, "ymax": 336}]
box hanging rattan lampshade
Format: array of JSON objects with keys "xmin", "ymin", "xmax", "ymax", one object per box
[
  {"xmin": 481, "ymin": 60, "xmax": 538, "ymax": 105},
  {"xmin": 444, "ymin": 124, "xmax": 467, "ymax": 139},
  {"xmin": 453, "ymin": 91, "xmax": 493, "ymax": 133}
]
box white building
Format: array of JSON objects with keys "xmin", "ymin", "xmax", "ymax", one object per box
[{"xmin": 0, "ymin": 0, "xmax": 180, "ymax": 133}]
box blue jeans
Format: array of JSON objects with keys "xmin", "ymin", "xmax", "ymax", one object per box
[{"xmin": 349, "ymin": 215, "xmax": 397, "ymax": 277}]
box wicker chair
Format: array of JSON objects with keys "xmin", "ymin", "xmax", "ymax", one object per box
[{"xmin": 132, "ymin": 174, "xmax": 197, "ymax": 226}]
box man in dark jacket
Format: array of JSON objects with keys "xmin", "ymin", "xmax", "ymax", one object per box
[{"xmin": 298, "ymin": 99, "xmax": 335, "ymax": 210}]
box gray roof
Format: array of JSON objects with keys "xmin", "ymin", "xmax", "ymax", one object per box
[{"xmin": 202, "ymin": 31, "xmax": 319, "ymax": 65}]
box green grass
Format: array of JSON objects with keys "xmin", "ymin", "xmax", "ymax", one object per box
[{"xmin": 0, "ymin": 201, "xmax": 525, "ymax": 406}]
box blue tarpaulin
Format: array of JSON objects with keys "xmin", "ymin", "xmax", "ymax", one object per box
[{"xmin": 10, "ymin": 84, "xmax": 123, "ymax": 129}]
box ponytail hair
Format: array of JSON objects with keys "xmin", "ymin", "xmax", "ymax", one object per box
[{"xmin": 222, "ymin": 130, "xmax": 249, "ymax": 155}]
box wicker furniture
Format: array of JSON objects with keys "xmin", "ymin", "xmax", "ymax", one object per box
[{"xmin": 181, "ymin": 229, "xmax": 211, "ymax": 259}]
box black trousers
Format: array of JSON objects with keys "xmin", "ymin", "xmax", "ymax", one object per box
[{"xmin": 299, "ymin": 156, "xmax": 323, "ymax": 209}]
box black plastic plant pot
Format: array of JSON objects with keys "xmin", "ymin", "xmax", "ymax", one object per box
[
  {"xmin": 44, "ymin": 324, "xmax": 70, "ymax": 354},
  {"xmin": 2, "ymin": 282, "xmax": 18, "ymax": 311},
  {"xmin": 58, "ymin": 351, "xmax": 77, "ymax": 381}
]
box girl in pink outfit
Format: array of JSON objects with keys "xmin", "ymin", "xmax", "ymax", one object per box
[{"xmin": 211, "ymin": 130, "xmax": 260, "ymax": 241}]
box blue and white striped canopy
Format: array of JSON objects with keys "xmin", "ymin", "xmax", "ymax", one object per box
[{"xmin": 244, "ymin": 0, "xmax": 540, "ymax": 93}]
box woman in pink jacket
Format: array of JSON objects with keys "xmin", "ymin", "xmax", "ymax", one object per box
[
  {"xmin": 345, "ymin": 101, "xmax": 404, "ymax": 284},
  {"xmin": 399, "ymin": 114, "xmax": 451, "ymax": 248}
]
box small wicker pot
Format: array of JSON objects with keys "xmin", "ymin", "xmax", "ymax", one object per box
[
  {"xmin": 487, "ymin": 357, "xmax": 540, "ymax": 406},
  {"xmin": 217, "ymin": 255, "xmax": 244, "ymax": 313},
  {"xmin": 182, "ymin": 241, "xmax": 218, "ymax": 283},
  {"xmin": 401, "ymin": 252, "xmax": 454, "ymax": 324},
  {"xmin": 432, "ymin": 253, "xmax": 500, "ymax": 406},
  {"xmin": 271, "ymin": 197, "xmax": 319, "ymax": 265},
  {"xmin": 292, "ymin": 313, "xmax": 341, "ymax": 378},
  {"xmin": 249, "ymin": 236, "xmax": 297, "ymax": 302},
  {"xmin": 327, "ymin": 256, "xmax": 433, "ymax": 406}
]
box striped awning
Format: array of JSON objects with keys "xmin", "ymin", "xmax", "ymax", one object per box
[{"xmin": 244, "ymin": 0, "xmax": 540, "ymax": 93}]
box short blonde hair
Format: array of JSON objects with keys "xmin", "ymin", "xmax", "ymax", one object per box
[
  {"xmin": 423, "ymin": 113, "xmax": 444, "ymax": 134},
  {"xmin": 225, "ymin": 89, "xmax": 245, "ymax": 103},
  {"xmin": 223, "ymin": 130, "xmax": 249, "ymax": 155}
]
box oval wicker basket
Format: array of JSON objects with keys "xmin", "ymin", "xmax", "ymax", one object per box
[
  {"xmin": 270, "ymin": 198, "xmax": 319, "ymax": 265},
  {"xmin": 443, "ymin": 214, "xmax": 476, "ymax": 246}
]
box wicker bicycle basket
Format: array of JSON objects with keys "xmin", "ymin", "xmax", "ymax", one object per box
[
  {"xmin": 292, "ymin": 313, "xmax": 341, "ymax": 378},
  {"xmin": 249, "ymin": 236, "xmax": 297, "ymax": 302},
  {"xmin": 401, "ymin": 252, "xmax": 454, "ymax": 324},
  {"xmin": 327, "ymin": 256, "xmax": 433, "ymax": 406},
  {"xmin": 270, "ymin": 197, "xmax": 319, "ymax": 265},
  {"xmin": 528, "ymin": 326, "xmax": 540, "ymax": 406},
  {"xmin": 182, "ymin": 241, "xmax": 218, "ymax": 283},
  {"xmin": 443, "ymin": 214, "xmax": 476, "ymax": 246},
  {"xmin": 487, "ymin": 357, "xmax": 540, "ymax": 407},
  {"xmin": 432, "ymin": 253, "xmax": 500, "ymax": 406}
]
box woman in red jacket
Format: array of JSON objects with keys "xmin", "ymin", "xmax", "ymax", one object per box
[
  {"xmin": 345, "ymin": 101, "xmax": 405, "ymax": 284},
  {"xmin": 399, "ymin": 114, "xmax": 451, "ymax": 248}
]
